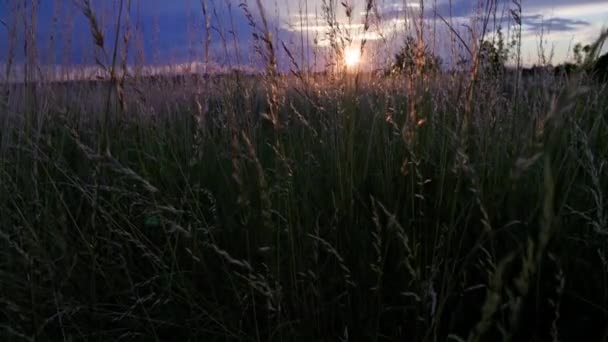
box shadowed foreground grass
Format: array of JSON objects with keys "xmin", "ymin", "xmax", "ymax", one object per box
[{"xmin": 1, "ymin": 71, "xmax": 608, "ymax": 341}]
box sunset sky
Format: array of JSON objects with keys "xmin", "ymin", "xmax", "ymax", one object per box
[{"xmin": 1, "ymin": 0, "xmax": 607, "ymax": 72}]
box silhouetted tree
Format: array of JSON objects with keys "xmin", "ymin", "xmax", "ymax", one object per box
[
  {"xmin": 388, "ymin": 36, "xmax": 442, "ymax": 75},
  {"xmin": 553, "ymin": 42, "xmax": 607, "ymax": 82},
  {"xmin": 591, "ymin": 52, "xmax": 608, "ymax": 83},
  {"xmin": 553, "ymin": 62, "xmax": 579, "ymax": 78},
  {"xmin": 478, "ymin": 39, "xmax": 508, "ymax": 76},
  {"xmin": 573, "ymin": 43, "xmax": 592, "ymax": 65}
]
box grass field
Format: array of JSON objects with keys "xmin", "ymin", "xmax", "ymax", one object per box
[{"xmin": 1, "ymin": 1, "xmax": 608, "ymax": 341}]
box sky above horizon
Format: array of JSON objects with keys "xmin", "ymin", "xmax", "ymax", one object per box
[{"xmin": 1, "ymin": 0, "xmax": 607, "ymax": 74}]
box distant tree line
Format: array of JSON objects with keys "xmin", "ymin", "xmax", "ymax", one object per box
[{"xmin": 388, "ymin": 33, "xmax": 608, "ymax": 83}]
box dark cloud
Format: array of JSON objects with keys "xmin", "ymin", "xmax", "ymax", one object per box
[
  {"xmin": 524, "ymin": 16, "xmax": 591, "ymax": 32},
  {"xmin": 376, "ymin": 0, "xmax": 473, "ymax": 20},
  {"xmin": 522, "ymin": 0, "xmax": 608, "ymax": 10},
  {"xmin": 376, "ymin": 0, "xmax": 606, "ymax": 21}
]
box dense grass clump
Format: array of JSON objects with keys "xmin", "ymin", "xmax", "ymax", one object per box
[
  {"xmin": 1, "ymin": 0, "xmax": 608, "ymax": 339},
  {"xmin": 1, "ymin": 67, "xmax": 607, "ymax": 341}
]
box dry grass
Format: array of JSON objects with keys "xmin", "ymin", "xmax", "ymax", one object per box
[{"xmin": 1, "ymin": 1, "xmax": 608, "ymax": 341}]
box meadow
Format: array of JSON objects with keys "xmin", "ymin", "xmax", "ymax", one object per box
[{"xmin": 1, "ymin": 1, "xmax": 608, "ymax": 341}]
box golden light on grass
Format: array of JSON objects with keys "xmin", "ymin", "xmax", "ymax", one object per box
[{"xmin": 344, "ymin": 48, "xmax": 361, "ymax": 69}]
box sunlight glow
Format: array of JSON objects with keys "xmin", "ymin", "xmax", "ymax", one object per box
[{"xmin": 344, "ymin": 48, "xmax": 361, "ymax": 68}]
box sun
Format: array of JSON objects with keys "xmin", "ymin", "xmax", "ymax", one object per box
[{"xmin": 344, "ymin": 48, "xmax": 361, "ymax": 69}]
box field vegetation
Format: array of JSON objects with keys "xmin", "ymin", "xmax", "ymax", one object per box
[{"xmin": 1, "ymin": 0, "xmax": 608, "ymax": 341}]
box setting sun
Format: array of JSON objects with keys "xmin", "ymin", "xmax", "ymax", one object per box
[{"xmin": 344, "ymin": 48, "xmax": 361, "ymax": 68}]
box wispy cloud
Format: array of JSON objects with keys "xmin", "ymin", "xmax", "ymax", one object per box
[{"xmin": 524, "ymin": 16, "xmax": 591, "ymax": 32}]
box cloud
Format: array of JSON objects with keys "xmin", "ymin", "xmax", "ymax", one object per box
[{"xmin": 524, "ymin": 16, "xmax": 591, "ymax": 32}]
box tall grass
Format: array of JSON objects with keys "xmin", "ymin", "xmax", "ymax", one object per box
[{"xmin": 1, "ymin": 0, "xmax": 608, "ymax": 341}]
